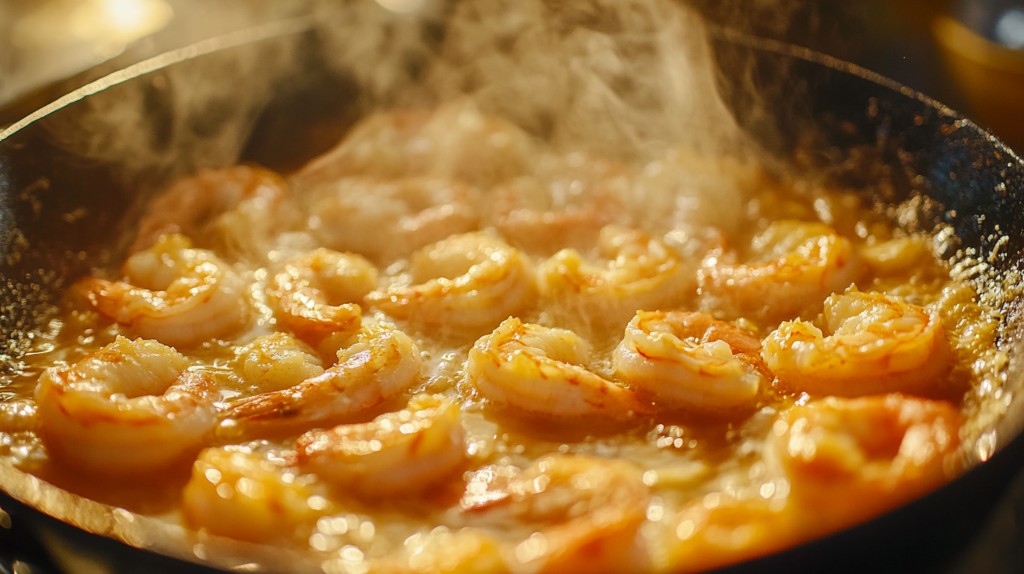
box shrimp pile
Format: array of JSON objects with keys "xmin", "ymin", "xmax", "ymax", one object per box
[{"xmin": 5, "ymin": 104, "xmax": 1004, "ymax": 574}]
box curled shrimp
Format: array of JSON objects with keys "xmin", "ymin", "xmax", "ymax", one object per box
[
  {"xmin": 763, "ymin": 289, "xmax": 952, "ymax": 397},
  {"xmin": 293, "ymin": 100, "xmax": 537, "ymax": 190},
  {"xmin": 235, "ymin": 333, "xmax": 325, "ymax": 394},
  {"xmin": 461, "ymin": 455, "xmax": 650, "ymax": 574},
  {"xmin": 467, "ymin": 318, "xmax": 646, "ymax": 418},
  {"xmin": 768, "ymin": 394, "xmax": 962, "ymax": 532},
  {"xmin": 367, "ymin": 232, "xmax": 535, "ymax": 332},
  {"xmin": 268, "ymin": 249, "xmax": 378, "ymax": 346},
  {"xmin": 75, "ymin": 234, "xmax": 249, "ymax": 347},
  {"xmin": 614, "ymin": 311, "xmax": 768, "ymax": 412},
  {"xmin": 660, "ymin": 495, "xmax": 801, "ymax": 574},
  {"xmin": 295, "ymin": 394, "xmax": 466, "ymax": 497},
  {"xmin": 491, "ymin": 153, "xmax": 632, "ymax": 255},
  {"xmin": 698, "ymin": 220, "xmax": 862, "ymax": 321},
  {"xmin": 130, "ymin": 165, "xmax": 294, "ymax": 257},
  {"xmin": 183, "ymin": 446, "xmax": 329, "ymax": 543},
  {"xmin": 307, "ymin": 177, "xmax": 480, "ymax": 262},
  {"xmin": 223, "ymin": 322, "xmax": 422, "ymax": 438},
  {"xmin": 34, "ymin": 336, "xmax": 218, "ymax": 474},
  {"xmin": 539, "ymin": 225, "xmax": 693, "ymax": 328}
]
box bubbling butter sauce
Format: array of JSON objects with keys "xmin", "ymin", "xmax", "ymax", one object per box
[{"xmin": 0, "ymin": 106, "xmax": 1012, "ymax": 574}]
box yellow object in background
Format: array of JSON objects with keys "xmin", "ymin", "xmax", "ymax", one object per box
[{"xmin": 934, "ymin": 14, "xmax": 1024, "ymax": 151}]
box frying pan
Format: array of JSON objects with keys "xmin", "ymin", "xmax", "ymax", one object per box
[{"xmin": 1, "ymin": 15, "xmax": 1023, "ymax": 574}]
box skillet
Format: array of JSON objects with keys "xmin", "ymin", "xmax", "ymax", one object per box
[{"xmin": 0, "ymin": 16, "xmax": 1023, "ymax": 574}]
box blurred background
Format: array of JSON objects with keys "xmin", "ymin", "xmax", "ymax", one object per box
[{"xmin": 1, "ymin": 0, "xmax": 1023, "ymax": 149}]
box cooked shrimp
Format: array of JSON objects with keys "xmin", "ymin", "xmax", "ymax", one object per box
[
  {"xmin": 75, "ymin": 234, "xmax": 249, "ymax": 347},
  {"xmin": 763, "ymin": 289, "xmax": 952, "ymax": 397},
  {"xmin": 308, "ymin": 177, "xmax": 480, "ymax": 262},
  {"xmin": 539, "ymin": 225, "xmax": 693, "ymax": 328},
  {"xmin": 467, "ymin": 318, "xmax": 647, "ymax": 418},
  {"xmin": 768, "ymin": 394, "xmax": 962, "ymax": 532},
  {"xmin": 34, "ymin": 336, "xmax": 218, "ymax": 474},
  {"xmin": 367, "ymin": 232, "xmax": 535, "ymax": 332},
  {"xmin": 130, "ymin": 165, "xmax": 294, "ymax": 256},
  {"xmin": 268, "ymin": 249, "xmax": 378, "ymax": 345},
  {"xmin": 698, "ymin": 220, "xmax": 862, "ymax": 322},
  {"xmin": 491, "ymin": 153, "xmax": 632, "ymax": 255},
  {"xmin": 293, "ymin": 99, "xmax": 537, "ymax": 190},
  {"xmin": 236, "ymin": 333, "xmax": 325, "ymax": 394},
  {"xmin": 295, "ymin": 394, "xmax": 466, "ymax": 497},
  {"xmin": 223, "ymin": 322, "xmax": 422, "ymax": 438},
  {"xmin": 614, "ymin": 311, "xmax": 767, "ymax": 411},
  {"xmin": 183, "ymin": 446, "xmax": 328, "ymax": 543},
  {"xmin": 660, "ymin": 496, "xmax": 802, "ymax": 574},
  {"xmin": 461, "ymin": 455, "xmax": 650, "ymax": 574}
]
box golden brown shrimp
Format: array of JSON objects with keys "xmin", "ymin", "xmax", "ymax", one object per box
[
  {"xmin": 235, "ymin": 333, "xmax": 325, "ymax": 394},
  {"xmin": 763, "ymin": 289, "xmax": 952, "ymax": 397},
  {"xmin": 659, "ymin": 496, "xmax": 802, "ymax": 574},
  {"xmin": 367, "ymin": 232, "xmax": 535, "ymax": 332},
  {"xmin": 768, "ymin": 394, "xmax": 962, "ymax": 533},
  {"xmin": 295, "ymin": 394, "xmax": 466, "ymax": 497},
  {"xmin": 467, "ymin": 318, "xmax": 647, "ymax": 418},
  {"xmin": 75, "ymin": 234, "xmax": 249, "ymax": 347},
  {"xmin": 183, "ymin": 446, "xmax": 329, "ymax": 543},
  {"xmin": 490, "ymin": 153, "xmax": 632, "ymax": 255},
  {"xmin": 293, "ymin": 99, "xmax": 537, "ymax": 190},
  {"xmin": 307, "ymin": 177, "xmax": 480, "ymax": 262},
  {"xmin": 461, "ymin": 455, "xmax": 650, "ymax": 574},
  {"xmin": 130, "ymin": 165, "xmax": 294, "ymax": 256},
  {"xmin": 698, "ymin": 220, "xmax": 863, "ymax": 322},
  {"xmin": 268, "ymin": 248, "xmax": 378, "ymax": 346},
  {"xmin": 539, "ymin": 225, "xmax": 693, "ymax": 328},
  {"xmin": 223, "ymin": 322, "xmax": 422, "ymax": 438},
  {"xmin": 34, "ymin": 336, "xmax": 218, "ymax": 474},
  {"xmin": 614, "ymin": 311, "xmax": 768, "ymax": 412}
]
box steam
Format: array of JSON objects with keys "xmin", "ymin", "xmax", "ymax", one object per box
[{"xmin": 317, "ymin": 0, "xmax": 753, "ymax": 162}]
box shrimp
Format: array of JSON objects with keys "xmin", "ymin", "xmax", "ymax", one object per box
[
  {"xmin": 223, "ymin": 322, "xmax": 422, "ymax": 438},
  {"xmin": 183, "ymin": 446, "xmax": 329, "ymax": 543},
  {"xmin": 614, "ymin": 311, "xmax": 768, "ymax": 412},
  {"xmin": 268, "ymin": 249, "xmax": 378, "ymax": 345},
  {"xmin": 295, "ymin": 394, "xmax": 466, "ymax": 497},
  {"xmin": 490, "ymin": 153, "xmax": 632, "ymax": 255},
  {"xmin": 467, "ymin": 318, "xmax": 647, "ymax": 418},
  {"xmin": 130, "ymin": 165, "xmax": 294, "ymax": 257},
  {"xmin": 307, "ymin": 177, "xmax": 480, "ymax": 262},
  {"xmin": 34, "ymin": 336, "xmax": 218, "ymax": 474},
  {"xmin": 660, "ymin": 496, "xmax": 802, "ymax": 574},
  {"xmin": 461, "ymin": 455, "xmax": 650, "ymax": 574},
  {"xmin": 763, "ymin": 289, "xmax": 953, "ymax": 397},
  {"xmin": 768, "ymin": 394, "xmax": 962, "ymax": 533},
  {"xmin": 293, "ymin": 99, "xmax": 537, "ymax": 191},
  {"xmin": 539, "ymin": 225, "xmax": 693, "ymax": 328},
  {"xmin": 367, "ymin": 232, "xmax": 535, "ymax": 332},
  {"xmin": 74, "ymin": 234, "xmax": 249, "ymax": 347},
  {"xmin": 698, "ymin": 220, "xmax": 862, "ymax": 322},
  {"xmin": 235, "ymin": 333, "xmax": 325, "ymax": 394}
]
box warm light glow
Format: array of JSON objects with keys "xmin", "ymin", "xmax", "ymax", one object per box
[
  {"xmin": 13, "ymin": 0, "xmax": 172, "ymax": 58},
  {"xmin": 375, "ymin": 0, "xmax": 428, "ymax": 14}
]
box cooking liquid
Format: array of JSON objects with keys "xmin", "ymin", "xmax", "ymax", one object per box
[{"xmin": 0, "ymin": 147, "xmax": 1011, "ymax": 573}]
